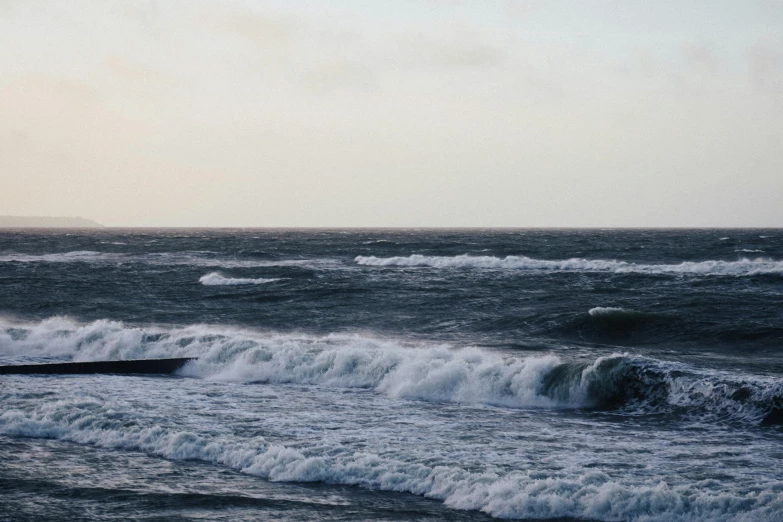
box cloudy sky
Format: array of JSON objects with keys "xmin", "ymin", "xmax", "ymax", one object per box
[{"xmin": 1, "ymin": 1, "xmax": 782, "ymax": 227}]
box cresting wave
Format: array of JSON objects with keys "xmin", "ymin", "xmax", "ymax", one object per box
[
  {"xmin": 199, "ymin": 272, "xmax": 280, "ymax": 286},
  {"xmin": 0, "ymin": 251, "xmax": 324, "ymax": 269},
  {"xmin": 589, "ymin": 306, "xmax": 633, "ymax": 317},
  {"xmin": 569, "ymin": 307, "xmax": 674, "ymax": 343},
  {"xmin": 1, "ymin": 317, "xmax": 781, "ymax": 425},
  {"xmin": 0, "ymin": 250, "xmax": 107, "ymax": 263},
  {"xmin": 355, "ymin": 254, "xmax": 783, "ymax": 276},
  {"xmin": 585, "ymin": 306, "xmax": 663, "ymax": 327}
]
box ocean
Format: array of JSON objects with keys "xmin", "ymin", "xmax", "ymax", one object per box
[{"xmin": 1, "ymin": 228, "xmax": 781, "ymax": 521}]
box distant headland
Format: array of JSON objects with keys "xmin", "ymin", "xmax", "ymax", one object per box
[{"xmin": 0, "ymin": 216, "xmax": 104, "ymax": 228}]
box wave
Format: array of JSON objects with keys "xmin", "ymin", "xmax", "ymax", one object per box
[
  {"xmin": 2, "ymin": 399, "xmax": 780, "ymax": 521},
  {"xmin": 559, "ymin": 306, "xmax": 783, "ymax": 346},
  {"xmin": 0, "ymin": 250, "xmax": 110, "ymax": 263},
  {"xmin": 580, "ymin": 307, "xmax": 668, "ymax": 338},
  {"xmin": 199, "ymin": 272, "xmax": 280, "ymax": 286},
  {"xmin": 589, "ymin": 306, "xmax": 633, "ymax": 317},
  {"xmin": 0, "ymin": 251, "xmax": 328, "ymax": 269},
  {"xmin": 2, "ymin": 317, "xmax": 781, "ymax": 426},
  {"xmin": 355, "ymin": 254, "xmax": 783, "ymax": 276},
  {"xmin": 2, "ymin": 317, "xmax": 782, "ymax": 520}
]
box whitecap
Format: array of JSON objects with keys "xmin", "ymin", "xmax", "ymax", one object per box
[
  {"xmin": 199, "ymin": 272, "xmax": 280, "ymax": 286},
  {"xmin": 3, "ymin": 317, "xmax": 781, "ymax": 426},
  {"xmin": 588, "ymin": 306, "xmax": 628, "ymax": 317},
  {"xmin": 355, "ymin": 254, "xmax": 783, "ymax": 276}
]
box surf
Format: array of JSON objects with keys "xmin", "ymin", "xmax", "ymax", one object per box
[{"xmin": 2, "ymin": 317, "xmax": 781, "ymax": 426}]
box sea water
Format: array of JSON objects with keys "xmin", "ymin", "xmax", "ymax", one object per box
[{"xmin": 1, "ymin": 229, "xmax": 782, "ymax": 521}]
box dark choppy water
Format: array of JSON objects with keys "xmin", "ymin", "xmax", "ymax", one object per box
[{"xmin": 1, "ymin": 229, "xmax": 782, "ymax": 521}]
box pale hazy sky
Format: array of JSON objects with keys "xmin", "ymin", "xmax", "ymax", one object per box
[{"xmin": 1, "ymin": 1, "xmax": 782, "ymax": 227}]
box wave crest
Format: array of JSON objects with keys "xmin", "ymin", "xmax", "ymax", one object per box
[
  {"xmin": 355, "ymin": 254, "xmax": 783, "ymax": 276},
  {"xmin": 199, "ymin": 272, "xmax": 280, "ymax": 286},
  {"xmin": 582, "ymin": 307, "xmax": 664, "ymax": 337},
  {"xmin": 0, "ymin": 251, "xmax": 325, "ymax": 269},
  {"xmin": 2, "ymin": 317, "xmax": 781, "ymax": 426}
]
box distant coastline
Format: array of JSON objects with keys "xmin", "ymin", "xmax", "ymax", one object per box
[{"xmin": 0, "ymin": 216, "xmax": 103, "ymax": 228}]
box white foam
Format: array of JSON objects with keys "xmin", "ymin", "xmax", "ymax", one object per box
[
  {"xmin": 0, "ymin": 396, "xmax": 779, "ymax": 521},
  {"xmin": 0, "ymin": 250, "xmax": 328, "ymax": 269},
  {"xmin": 588, "ymin": 306, "xmax": 629, "ymax": 317},
  {"xmin": 189, "ymin": 340, "xmax": 573, "ymax": 409},
  {"xmin": 0, "ymin": 317, "xmax": 191, "ymax": 362},
  {"xmin": 355, "ymin": 254, "xmax": 783, "ymax": 276},
  {"xmin": 0, "ymin": 317, "xmax": 577, "ymax": 408},
  {"xmin": 2, "ymin": 318, "xmax": 780, "ymax": 425},
  {"xmin": 199, "ymin": 272, "xmax": 280, "ymax": 286},
  {"xmin": 2, "ymin": 317, "xmax": 782, "ymax": 520},
  {"xmin": 0, "ymin": 250, "xmax": 111, "ymax": 263}
]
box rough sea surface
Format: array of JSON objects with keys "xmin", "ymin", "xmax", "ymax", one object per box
[{"xmin": 1, "ymin": 229, "xmax": 782, "ymax": 521}]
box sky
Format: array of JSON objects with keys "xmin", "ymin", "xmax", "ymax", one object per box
[{"xmin": 0, "ymin": 0, "xmax": 782, "ymax": 227}]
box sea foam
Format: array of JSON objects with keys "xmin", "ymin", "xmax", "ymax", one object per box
[
  {"xmin": 0, "ymin": 250, "xmax": 110, "ymax": 263},
  {"xmin": 1, "ymin": 385, "xmax": 780, "ymax": 521},
  {"xmin": 2, "ymin": 317, "xmax": 783, "ymax": 520},
  {"xmin": 0, "ymin": 251, "xmax": 325, "ymax": 269},
  {"xmin": 2, "ymin": 317, "xmax": 780, "ymax": 425},
  {"xmin": 588, "ymin": 306, "xmax": 630, "ymax": 317},
  {"xmin": 355, "ymin": 254, "xmax": 783, "ymax": 276},
  {"xmin": 199, "ymin": 272, "xmax": 280, "ymax": 286}
]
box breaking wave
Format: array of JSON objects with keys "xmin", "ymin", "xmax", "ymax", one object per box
[
  {"xmin": 2, "ymin": 317, "xmax": 783, "ymax": 520},
  {"xmin": 199, "ymin": 272, "xmax": 280, "ymax": 286},
  {"xmin": 355, "ymin": 254, "xmax": 783, "ymax": 276},
  {"xmin": 0, "ymin": 250, "xmax": 108, "ymax": 263},
  {"xmin": 0, "ymin": 251, "xmax": 327, "ymax": 269},
  {"xmin": 2, "ymin": 317, "xmax": 781, "ymax": 426},
  {"xmin": 589, "ymin": 306, "xmax": 634, "ymax": 317}
]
